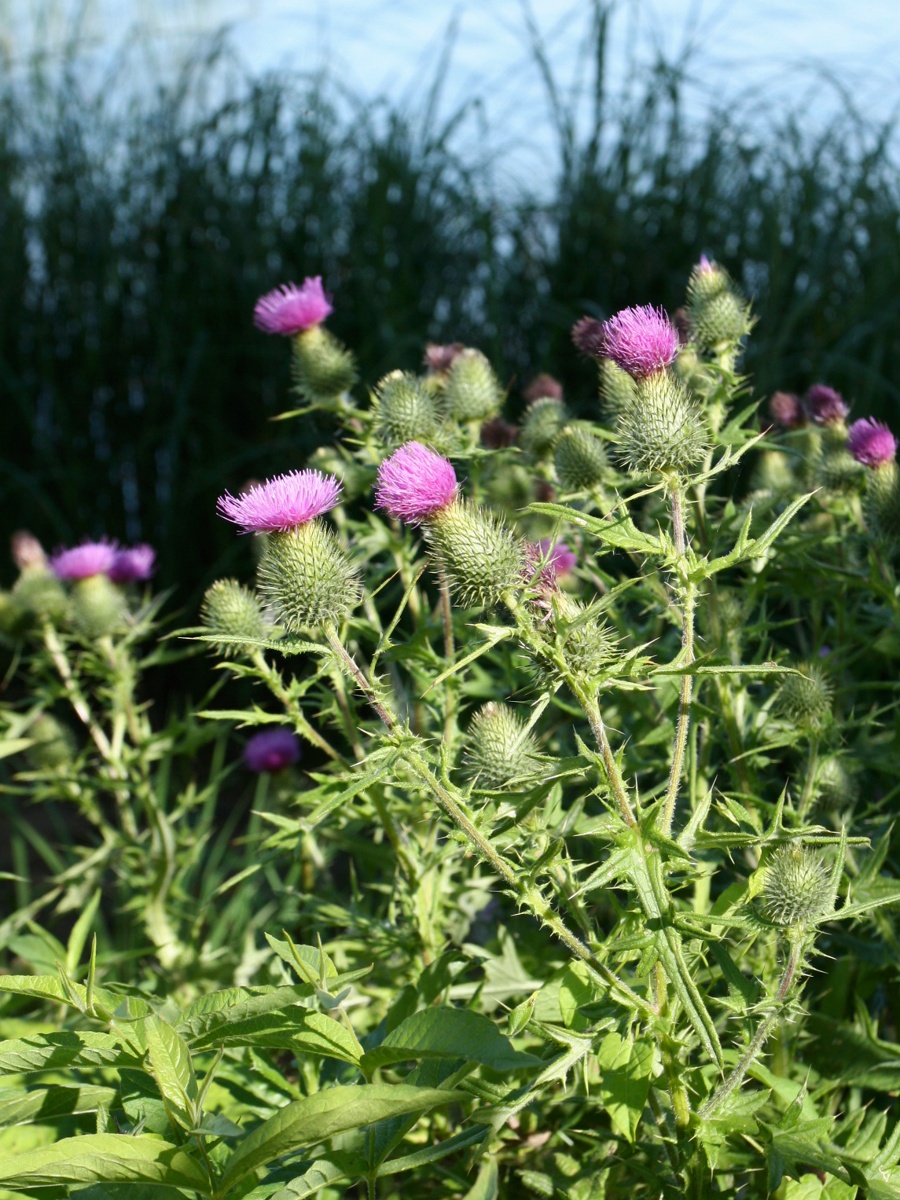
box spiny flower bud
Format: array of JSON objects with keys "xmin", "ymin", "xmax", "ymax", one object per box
[
  {"xmin": 464, "ymin": 702, "xmax": 541, "ymax": 790},
  {"xmin": 200, "ymin": 579, "xmax": 272, "ymax": 654},
  {"xmin": 523, "ymin": 374, "xmax": 563, "ymax": 403},
  {"xmin": 761, "ymin": 844, "xmax": 833, "ymax": 929},
  {"xmin": 814, "ymin": 756, "xmax": 858, "ymax": 807},
  {"xmin": 556, "ymin": 600, "xmax": 618, "ymax": 681},
  {"xmin": 751, "ymin": 449, "xmax": 796, "ymax": 495},
  {"xmin": 257, "ymin": 521, "xmax": 360, "ymax": 631},
  {"xmin": 553, "ymin": 426, "xmax": 608, "ymax": 491},
  {"xmin": 426, "ymin": 502, "xmax": 524, "ymax": 610},
  {"xmin": 373, "ymin": 370, "xmax": 439, "ymax": 444},
  {"xmin": 815, "ymin": 444, "xmax": 861, "ymax": 492},
  {"xmin": 686, "ymin": 255, "xmax": 731, "ymax": 308},
  {"xmin": 862, "ymin": 459, "xmax": 900, "ymax": 544},
  {"xmin": 11, "ymin": 569, "xmax": 68, "ymax": 627},
  {"xmin": 26, "ymin": 713, "xmax": 77, "ymax": 770},
  {"xmin": 776, "ymin": 666, "xmax": 832, "ymax": 734},
  {"xmin": 71, "ymin": 574, "xmax": 130, "ymax": 638},
  {"xmin": 291, "ymin": 325, "xmax": 357, "ymax": 402},
  {"xmin": 616, "ymin": 372, "xmax": 708, "ymax": 475},
  {"xmin": 443, "ymin": 349, "xmax": 503, "ymax": 422},
  {"xmin": 520, "ymin": 397, "xmax": 566, "ymax": 457},
  {"xmin": 598, "ymin": 357, "xmax": 638, "ymax": 420},
  {"xmin": 686, "ymin": 260, "xmax": 753, "ymax": 351}
]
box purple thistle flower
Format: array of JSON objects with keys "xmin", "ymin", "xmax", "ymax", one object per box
[
  {"xmin": 217, "ymin": 470, "xmax": 342, "ymax": 534},
  {"xmin": 768, "ymin": 391, "xmax": 805, "ymax": 430},
  {"xmin": 50, "ymin": 539, "xmax": 119, "ymax": 581},
  {"xmin": 243, "ymin": 728, "xmax": 302, "ymax": 773},
  {"xmin": 423, "ymin": 342, "xmax": 464, "ymax": 374},
  {"xmin": 524, "ymin": 374, "xmax": 563, "ymax": 403},
  {"xmin": 109, "ymin": 544, "xmax": 156, "ymax": 584},
  {"xmin": 253, "ymin": 277, "xmax": 333, "ymax": 336},
  {"xmin": 804, "ymin": 383, "xmax": 849, "ymax": 426},
  {"xmin": 847, "ymin": 417, "xmax": 898, "ymax": 468},
  {"xmin": 697, "ymin": 254, "xmax": 715, "ymax": 273},
  {"xmin": 536, "ymin": 538, "xmax": 577, "ymax": 578},
  {"xmin": 601, "ymin": 305, "xmax": 680, "ymax": 378},
  {"xmin": 375, "ymin": 442, "xmax": 458, "ymax": 524},
  {"xmin": 571, "ymin": 316, "xmax": 606, "ymax": 358}
]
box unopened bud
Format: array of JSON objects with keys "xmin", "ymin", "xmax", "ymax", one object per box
[
  {"xmin": 10, "ymin": 570, "xmax": 68, "ymax": 627},
  {"xmin": 553, "ymin": 426, "xmax": 608, "ymax": 491},
  {"xmin": 520, "ymin": 397, "xmax": 566, "ymax": 457},
  {"xmin": 686, "ymin": 261, "xmax": 753, "ymax": 351},
  {"xmin": 427, "ymin": 502, "xmax": 524, "ymax": 610},
  {"xmin": 443, "ymin": 349, "xmax": 503, "ymax": 422},
  {"xmin": 555, "ymin": 599, "xmax": 618, "ymax": 681},
  {"xmin": 776, "ymin": 666, "xmax": 832, "ymax": 734},
  {"xmin": 26, "ymin": 713, "xmax": 76, "ymax": 770},
  {"xmin": 201, "ymin": 578, "xmax": 272, "ymax": 654},
  {"xmin": 11, "ymin": 531, "xmax": 47, "ymax": 572},
  {"xmin": 814, "ymin": 756, "xmax": 858, "ymax": 807},
  {"xmin": 257, "ymin": 521, "xmax": 360, "ymax": 631},
  {"xmin": 373, "ymin": 370, "xmax": 438, "ymax": 444},
  {"xmin": 598, "ymin": 358, "xmax": 638, "ymax": 420},
  {"xmin": 616, "ymin": 372, "xmax": 708, "ymax": 475},
  {"xmin": 762, "ymin": 844, "xmax": 833, "ymax": 929},
  {"xmin": 71, "ymin": 574, "xmax": 129, "ymax": 638},
  {"xmin": 862, "ymin": 460, "xmax": 900, "ymax": 545},
  {"xmin": 464, "ymin": 702, "xmax": 541, "ymax": 790},
  {"xmin": 291, "ymin": 325, "xmax": 357, "ymax": 402}
]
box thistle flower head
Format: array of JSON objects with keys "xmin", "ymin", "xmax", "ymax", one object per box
[
  {"xmin": 776, "ymin": 666, "xmax": 832, "ymax": 734},
  {"xmin": 375, "ymin": 442, "xmax": 458, "ymax": 524},
  {"xmin": 480, "ymin": 416, "xmax": 518, "ymax": 449},
  {"xmin": 443, "ymin": 349, "xmax": 503, "ymax": 421},
  {"xmin": 601, "ymin": 305, "xmax": 679, "ymax": 378},
  {"xmin": 524, "ymin": 374, "xmax": 563, "ymax": 403},
  {"xmin": 464, "ymin": 702, "xmax": 541, "ymax": 790},
  {"xmin": 761, "ymin": 844, "xmax": 833, "ymax": 929},
  {"xmin": 536, "ymin": 539, "xmax": 577, "ymax": 578},
  {"xmin": 50, "ymin": 540, "xmax": 119, "ymax": 581},
  {"xmin": 373, "ymin": 370, "xmax": 438, "ymax": 444},
  {"xmin": 109, "ymin": 544, "xmax": 155, "ymax": 584},
  {"xmin": 571, "ymin": 316, "xmax": 606, "ymax": 358},
  {"xmin": 423, "ymin": 342, "xmax": 464, "ymax": 375},
  {"xmin": 847, "ymin": 417, "xmax": 897, "ymax": 468},
  {"xmin": 427, "ymin": 502, "xmax": 524, "ymax": 610},
  {"xmin": 768, "ymin": 391, "xmax": 805, "ymax": 430},
  {"xmin": 200, "ymin": 578, "xmax": 272, "ymax": 654},
  {"xmin": 598, "ymin": 357, "xmax": 638, "ymax": 419},
  {"xmin": 804, "ymin": 384, "xmax": 849, "ymax": 426},
  {"xmin": 243, "ymin": 728, "xmax": 302, "ymax": 773},
  {"xmin": 11, "ymin": 531, "xmax": 47, "ymax": 572},
  {"xmin": 520, "ymin": 397, "xmax": 566, "ymax": 457},
  {"xmin": 616, "ymin": 372, "xmax": 708, "ymax": 475},
  {"xmin": 554, "ymin": 426, "xmax": 608, "ymax": 491},
  {"xmin": 217, "ymin": 470, "xmax": 342, "ymax": 534},
  {"xmin": 257, "ymin": 522, "xmax": 360, "ymax": 631},
  {"xmin": 253, "ymin": 278, "xmax": 332, "ymax": 335}
]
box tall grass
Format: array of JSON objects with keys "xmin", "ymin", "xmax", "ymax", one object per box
[{"xmin": 1, "ymin": 5, "xmax": 899, "ymax": 603}]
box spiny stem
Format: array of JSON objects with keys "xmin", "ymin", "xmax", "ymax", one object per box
[
  {"xmin": 578, "ymin": 690, "xmax": 638, "ymax": 828},
  {"xmin": 661, "ymin": 484, "xmax": 696, "ymax": 836},
  {"xmin": 438, "ymin": 579, "xmax": 457, "ymax": 744}
]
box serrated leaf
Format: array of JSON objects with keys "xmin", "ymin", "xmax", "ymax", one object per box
[
  {"xmin": 0, "ymin": 1133, "xmax": 209, "ymax": 1190},
  {"xmin": 218, "ymin": 1084, "xmax": 462, "ymax": 1193},
  {"xmin": 360, "ymin": 1007, "xmax": 540, "ymax": 1074}
]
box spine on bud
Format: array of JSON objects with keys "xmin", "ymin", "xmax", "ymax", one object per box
[
  {"xmin": 616, "ymin": 371, "xmax": 708, "ymax": 475},
  {"xmin": 553, "ymin": 427, "xmax": 608, "ymax": 491},
  {"xmin": 257, "ymin": 521, "xmax": 360, "ymax": 631},
  {"xmin": 201, "ymin": 578, "xmax": 273, "ymax": 654},
  {"xmin": 291, "ymin": 325, "xmax": 357, "ymax": 402},
  {"xmin": 374, "ymin": 370, "xmax": 438, "ymax": 444},
  {"xmin": 464, "ymin": 702, "xmax": 541, "ymax": 790},
  {"xmin": 426, "ymin": 501, "xmax": 524, "ymax": 610},
  {"xmin": 443, "ymin": 349, "xmax": 503, "ymax": 422}
]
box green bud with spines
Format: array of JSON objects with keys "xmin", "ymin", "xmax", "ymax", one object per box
[
  {"xmin": 26, "ymin": 713, "xmax": 77, "ymax": 770},
  {"xmin": 291, "ymin": 325, "xmax": 357, "ymax": 403},
  {"xmin": 598, "ymin": 357, "xmax": 638, "ymax": 420},
  {"xmin": 443, "ymin": 349, "xmax": 503, "ymax": 422},
  {"xmin": 550, "ymin": 598, "xmax": 618, "ymax": 683},
  {"xmin": 257, "ymin": 521, "xmax": 360, "ymax": 631},
  {"xmin": 373, "ymin": 370, "xmax": 438, "ymax": 445},
  {"xmin": 520, "ymin": 397, "xmax": 566, "ymax": 457},
  {"xmin": 616, "ymin": 371, "xmax": 708, "ymax": 475},
  {"xmin": 553, "ymin": 426, "xmax": 608, "ymax": 492},
  {"xmin": 686, "ymin": 261, "xmax": 753, "ymax": 353},
  {"xmin": 426, "ymin": 501, "xmax": 524, "ymax": 610},
  {"xmin": 71, "ymin": 575, "xmax": 129, "ymax": 639},
  {"xmin": 464, "ymin": 702, "xmax": 541, "ymax": 790},
  {"xmin": 200, "ymin": 578, "xmax": 272, "ymax": 655},
  {"xmin": 751, "ymin": 449, "xmax": 797, "ymax": 495},
  {"xmin": 863, "ymin": 460, "xmax": 900, "ymax": 545},
  {"xmin": 776, "ymin": 665, "xmax": 833, "ymax": 734},
  {"xmin": 11, "ymin": 569, "xmax": 69, "ymax": 627},
  {"xmin": 761, "ymin": 844, "xmax": 833, "ymax": 929},
  {"xmin": 816, "ymin": 444, "xmax": 862, "ymax": 492},
  {"xmin": 814, "ymin": 756, "xmax": 858, "ymax": 808}
]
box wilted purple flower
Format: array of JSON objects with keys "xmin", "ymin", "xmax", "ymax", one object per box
[
  {"xmin": 601, "ymin": 305, "xmax": 680, "ymax": 378},
  {"xmin": 524, "ymin": 374, "xmax": 563, "ymax": 403},
  {"xmin": 423, "ymin": 342, "xmax": 464, "ymax": 374},
  {"xmin": 50, "ymin": 540, "xmax": 119, "ymax": 581},
  {"xmin": 243, "ymin": 728, "xmax": 302, "ymax": 773},
  {"xmin": 847, "ymin": 417, "xmax": 897, "ymax": 468},
  {"xmin": 217, "ymin": 470, "xmax": 342, "ymax": 534},
  {"xmin": 109, "ymin": 544, "xmax": 156, "ymax": 584},
  {"xmin": 253, "ymin": 278, "xmax": 333, "ymax": 336},
  {"xmin": 536, "ymin": 539, "xmax": 577, "ymax": 578},
  {"xmin": 571, "ymin": 316, "xmax": 606, "ymax": 358},
  {"xmin": 804, "ymin": 384, "xmax": 849, "ymax": 426},
  {"xmin": 768, "ymin": 391, "xmax": 805, "ymax": 430},
  {"xmin": 375, "ymin": 442, "xmax": 458, "ymax": 524}
]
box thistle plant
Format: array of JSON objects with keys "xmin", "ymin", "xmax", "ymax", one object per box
[{"xmin": 1, "ymin": 266, "xmax": 900, "ymax": 1200}]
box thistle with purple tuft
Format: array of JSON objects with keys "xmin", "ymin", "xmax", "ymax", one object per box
[
  {"xmin": 374, "ymin": 442, "xmax": 458, "ymax": 525},
  {"xmin": 804, "ymin": 384, "xmax": 849, "ymax": 427},
  {"xmin": 243, "ymin": 728, "xmax": 302, "ymax": 773},
  {"xmin": 847, "ymin": 418, "xmax": 897, "ymax": 468},
  {"xmin": 253, "ymin": 278, "xmax": 333, "ymax": 336},
  {"xmin": 217, "ymin": 470, "xmax": 342, "ymax": 534},
  {"xmin": 50, "ymin": 540, "xmax": 119, "ymax": 581},
  {"xmin": 109, "ymin": 544, "xmax": 156, "ymax": 584},
  {"xmin": 601, "ymin": 305, "xmax": 680, "ymax": 379}
]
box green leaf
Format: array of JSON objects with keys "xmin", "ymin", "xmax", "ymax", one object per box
[
  {"xmin": 360, "ymin": 1008, "xmax": 540, "ymax": 1074},
  {"xmin": 241, "ymin": 1154, "xmax": 362, "ymax": 1199},
  {"xmin": 461, "ymin": 1157, "xmax": 499, "ymax": 1200},
  {"xmin": 0, "ymin": 1133, "xmax": 209, "ymax": 1191},
  {"xmin": 527, "ymin": 503, "xmax": 663, "ymax": 555},
  {"xmin": 193, "ymin": 1010, "xmax": 361, "ymax": 1066},
  {"xmin": 0, "ymin": 1084, "xmax": 117, "ymax": 1127},
  {"xmin": 71, "ymin": 1187, "xmax": 192, "ymax": 1200},
  {"xmin": 0, "ymin": 974, "xmax": 147, "ymax": 1020},
  {"xmin": 597, "ymin": 1032, "xmax": 654, "ymax": 1143},
  {"xmin": 0, "ymin": 1032, "xmax": 139, "ymax": 1075},
  {"xmin": 144, "ymin": 1017, "xmax": 198, "ymax": 1130},
  {"xmin": 66, "ymin": 889, "xmax": 102, "ymax": 974},
  {"xmin": 218, "ymin": 1084, "xmax": 462, "ymax": 1193}
]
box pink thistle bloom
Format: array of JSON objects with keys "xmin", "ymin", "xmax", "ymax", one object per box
[
  {"xmin": 49, "ymin": 539, "xmax": 119, "ymax": 581},
  {"xmin": 423, "ymin": 342, "xmax": 464, "ymax": 374},
  {"xmin": 243, "ymin": 728, "xmax": 301, "ymax": 773},
  {"xmin": 601, "ymin": 305, "xmax": 680, "ymax": 378},
  {"xmin": 109, "ymin": 544, "xmax": 156, "ymax": 584},
  {"xmin": 697, "ymin": 254, "xmax": 715, "ymax": 273},
  {"xmin": 536, "ymin": 538, "xmax": 577, "ymax": 578},
  {"xmin": 804, "ymin": 383, "xmax": 849, "ymax": 426},
  {"xmin": 253, "ymin": 277, "xmax": 333, "ymax": 336},
  {"xmin": 768, "ymin": 391, "xmax": 805, "ymax": 430},
  {"xmin": 217, "ymin": 470, "xmax": 342, "ymax": 534},
  {"xmin": 847, "ymin": 417, "xmax": 897, "ymax": 468},
  {"xmin": 571, "ymin": 316, "xmax": 605, "ymax": 358},
  {"xmin": 375, "ymin": 442, "xmax": 458, "ymax": 524}
]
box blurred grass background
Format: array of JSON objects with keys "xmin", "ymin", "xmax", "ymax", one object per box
[{"xmin": 1, "ymin": 3, "xmax": 899, "ymax": 605}]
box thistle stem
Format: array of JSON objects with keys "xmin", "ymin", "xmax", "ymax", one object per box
[{"xmin": 661, "ymin": 485, "xmax": 696, "ymax": 835}]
